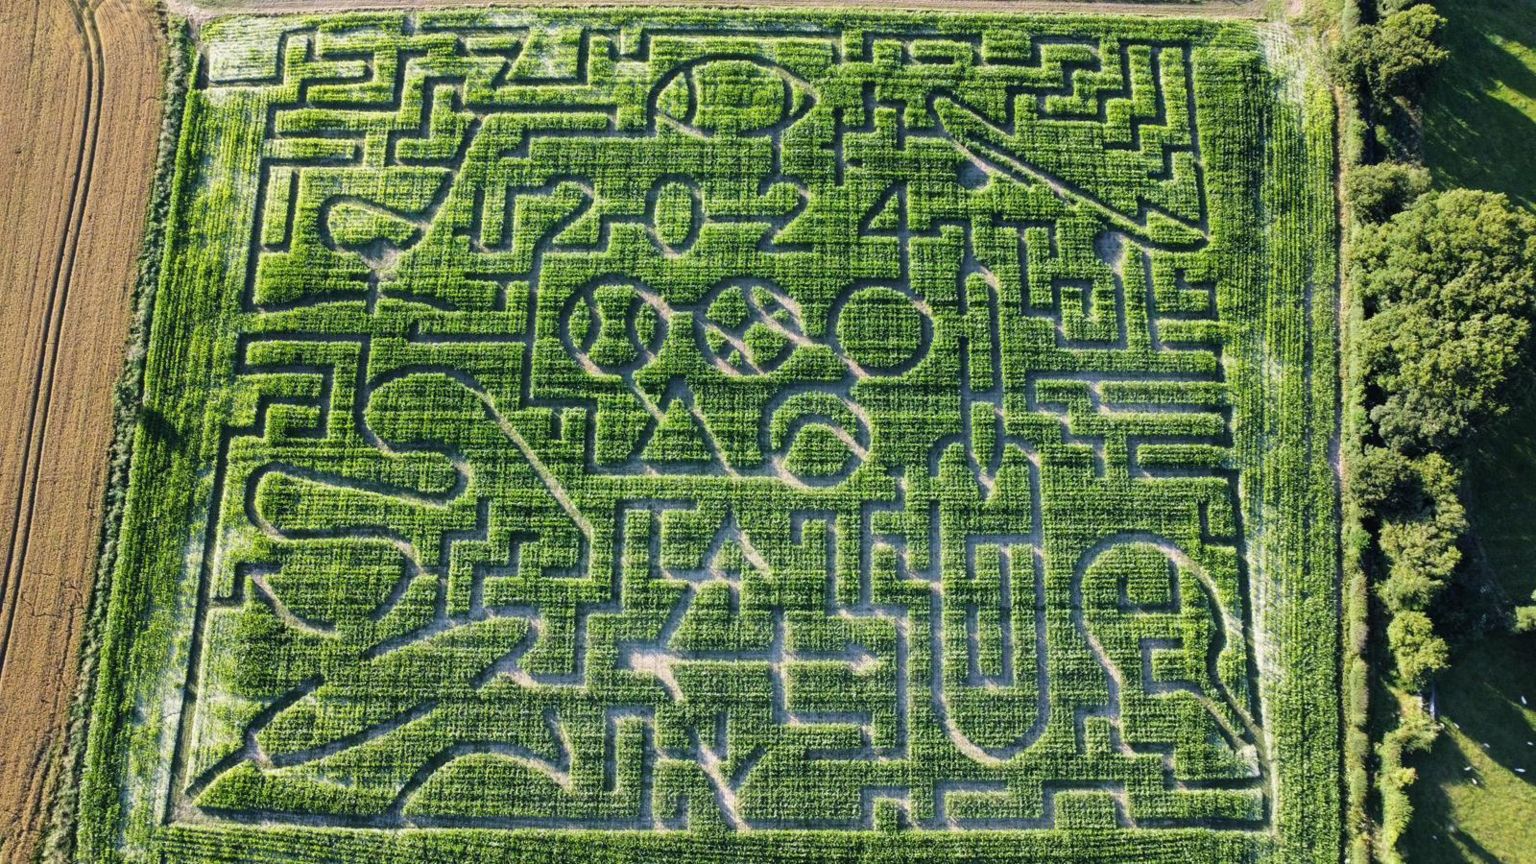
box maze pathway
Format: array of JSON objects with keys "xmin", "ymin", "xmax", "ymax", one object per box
[{"xmin": 81, "ymin": 9, "xmax": 1340, "ymax": 864}]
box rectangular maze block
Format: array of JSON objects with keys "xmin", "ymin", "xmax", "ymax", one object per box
[{"xmin": 80, "ymin": 9, "xmax": 1340, "ymax": 864}]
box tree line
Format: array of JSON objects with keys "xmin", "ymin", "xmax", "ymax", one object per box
[{"xmin": 1333, "ymin": 1, "xmax": 1536, "ymax": 860}]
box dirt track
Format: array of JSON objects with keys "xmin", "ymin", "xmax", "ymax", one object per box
[
  {"xmin": 0, "ymin": 0, "xmax": 164, "ymax": 861},
  {"xmin": 172, "ymin": 0, "xmax": 1265, "ymax": 20}
]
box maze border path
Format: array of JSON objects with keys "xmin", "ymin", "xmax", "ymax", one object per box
[{"xmin": 182, "ymin": 15, "xmax": 1257, "ymax": 833}]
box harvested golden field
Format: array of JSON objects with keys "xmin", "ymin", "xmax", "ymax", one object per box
[{"xmin": 0, "ymin": 1, "xmax": 163, "ymax": 862}]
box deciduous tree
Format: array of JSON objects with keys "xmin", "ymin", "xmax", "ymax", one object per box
[{"xmin": 1356, "ymin": 189, "xmax": 1536, "ymax": 452}]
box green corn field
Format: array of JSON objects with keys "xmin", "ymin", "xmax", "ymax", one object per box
[{"xmin": 76, "ymin": 8, "xmax": 1340, "ymax": 863}]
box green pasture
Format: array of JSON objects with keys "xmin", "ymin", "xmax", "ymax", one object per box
[{"xmin": 1413, "ymin": 1, "xmax": 1536, "ymax": 860}]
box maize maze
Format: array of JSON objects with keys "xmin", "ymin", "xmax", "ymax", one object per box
[{"xmin": 78, "ymin": 9, "xmax": 1340, "ymax": 863}]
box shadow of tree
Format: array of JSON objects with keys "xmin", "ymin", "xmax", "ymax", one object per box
[
  {"xmin": 1424, "ymin": 0, "xmax": 1536, "ymax": 206},
  {"xmin": 1439, "ymin": 636, "xmax": 1536, "ymax": 785},
  {"xmin": 140, "ymin": 406, "xmax": 183, "ymax": 449},
  {"xmin": 1404, "ymin": 752, "xmax": 1509, "ymax": 864},
  {"xmin": 1405, "ymin": 634, "xmax": 1536, "ymax": 863}
]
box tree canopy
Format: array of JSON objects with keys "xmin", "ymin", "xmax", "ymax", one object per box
[
  {"xmin": 1345, "ymin": 162, "xmax": 1431, "ymax": 224},
  {"xmin": 1336, "ymin": 5, "xmax": 1450, "ymax": 102},
  {"xmin": 1356, "ymin": 188, "xmax": 1536, "ymax": 452}
]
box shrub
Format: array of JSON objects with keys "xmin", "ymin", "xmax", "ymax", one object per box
[
  {"xmin": 1377, "ymin": 0, "xmax": 1433, "ymax": 13},
  {"xmin": 1516, "ymin": 602, "xmax": 1536, "ymax": 633},
  {"xmin": 1349, "ymin": 444, "xmax": 1417, "ymax": 516},
  {"xmin": 1376, "ymin": 521, "xmax": 1456, "ymax": 612},
  {"xmin": 1386, "ymin": 611, "xmax": 1450, "ymax": 690},
  {"xmin": 1373, "ymin": 5, "xmax": 1450, "ymax": 98},
  {"xmin": 1375, "ymin": 699, "xmax": 1441, "ymax": 864},
  {"xmin": 1346, "ymin": 162, "xmax": 1431, "ymax": 223},
  {"xmin": 1372, "ymin": 454, "xmax": 1464, "ymax": 689}
]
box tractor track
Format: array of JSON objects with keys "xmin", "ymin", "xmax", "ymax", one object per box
[{"xmin": 169, "ymin": 0, "xmax": 1266, "ymax": 22}]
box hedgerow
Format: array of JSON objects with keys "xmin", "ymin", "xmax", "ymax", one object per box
[
  {"xmin": 1333, "ymin": 1, "xmax": 1536, "ymax": 860},
  {"xmin": 72, "ymin": 9, "xmax": 1338, "ymax": 864}
]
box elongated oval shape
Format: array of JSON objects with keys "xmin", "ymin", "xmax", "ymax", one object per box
[{"xmin": 652, "ymin": 180, "xmax": 701, "ymax": 255}]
